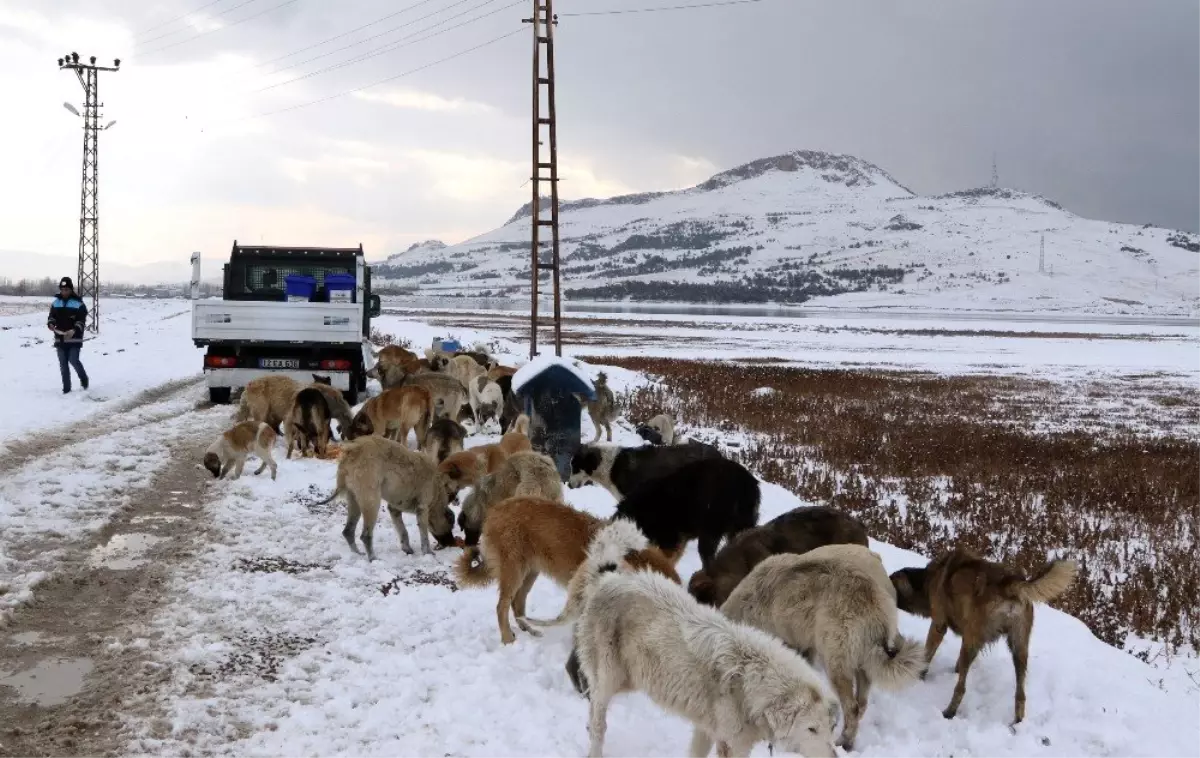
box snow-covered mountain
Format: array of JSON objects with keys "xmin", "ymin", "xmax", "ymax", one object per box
[
  {"xmin": 384, "ymin": 239, "xmax": 447, "ymax": 265},
  {"xmin": 372, "ymin": 150, "xmax": 1199, "ymax": 316}
]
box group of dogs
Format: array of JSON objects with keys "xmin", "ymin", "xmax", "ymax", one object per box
[{"xmin": 199, "ymin": 343, "xmax": 1080, "ymax": 758}]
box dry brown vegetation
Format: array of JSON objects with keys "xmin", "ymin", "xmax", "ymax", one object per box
[{"xmin": 584, "ymin": 355, "xmax": 1200, "ymax": 654}]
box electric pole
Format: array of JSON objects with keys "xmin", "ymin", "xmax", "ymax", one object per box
[
  {"xmin": 990, "ymin": 152, "xmax": 999, "ymax": 189},
  {"xmin": 1039, "ymin": 234, "xmax": 1045, "ymax": 274},
  {"xmin": 58, "ymin": 52, "xmax": 120, "ymax": 335},
  {"xmin": 523, "ymin": 0, "xmax": 562, "ymax": 359}
]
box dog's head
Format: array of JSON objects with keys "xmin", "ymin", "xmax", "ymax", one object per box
[
  {"xmin": 764, "ymin": 689, "xmax": 840, "ymax": 758},
  {"xmin": 627, "ymin": 547, "xmax": 681, "ymax": 585},
  {"xmin": 429, "ymin": 504, "xmax": 457, "ymax": 549},
  {"xmin": 635, "ymin": 424, "xmax": 664, "ymax": 446},
  {"xmin": 429, "ymin": 354, "xmax": 450, "ymax": 371},
  {"xmin": 202, "ymin": 452, "xmax": 223, "ymax": 478},
  {"xmin": 568, "ymin": 446, "xmax": 603, "ymax": 489},
  {"xmin": 439, "ymin": 451, "xmax": 480, "ymax": 489},
  {"xmin": 311, "ymin": 373, "xmax": 332, "ymax": 386},
  {"xmin": 889, "ymin": 566, "xmax": 931, "ymax": 617},
  {"xmin": 344, "ymin": 410, "xmax": 373, "ymax": 440},
  {"xmin": 687, "ymin": 568, "xmax": 718, "ymax": 605}
]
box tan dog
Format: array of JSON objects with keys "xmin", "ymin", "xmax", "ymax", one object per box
[
  {"xmin": 421, "ymin": 417, "xmax": 467, "ymax": 463},
  {"xmin": 235, "ymin": 375, "xmax": 300, "ymax": 432},
  {"xmin": 458, "ymin": 450, "xmax": 564, "ymax": 546},
  {"xmin": 344, "ymin": 385, "xmax": 432, "ymax": 447},
  {"xmin": 446, "ymin": 354, "xmax": 486, "ymax": 391},
  {"xmin": 203, "ymin": 421, "xmax": 278, "ymax": 481},
  {"xmin": 437, "ymin": 431, "xmax": 533, "ymax": 490},
  {"xmin": 487, "ymin": 365, "xmax": 517, "ymax": 382},
  {"xmin": 582, "ymin": 371, "xmax": 617, "ymax": 442},
  {"xmin": 311, "ymin": 435, "xmax": 458, "ymax": 561},
  {"xmin": 890, "ymin": 548, "xmax": 1079, "ymax": 725},
  {"xmin": 401, "ymin": 372, "xmax": 469, "ymax": 421},
  {"xmin": 454, "ymin": 496, "xmax": 678, "ymax": 645}
]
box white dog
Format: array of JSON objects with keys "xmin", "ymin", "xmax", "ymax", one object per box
[{"xmin": 572, "ymin": 564, "xmax": 840, "ymax": 757}]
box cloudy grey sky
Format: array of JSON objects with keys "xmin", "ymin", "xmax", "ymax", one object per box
[{"xmin": 0, "ymin": 0, "xmax": 1196, "ymax": 268}]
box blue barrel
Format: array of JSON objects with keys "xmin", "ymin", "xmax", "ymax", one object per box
[
  {"xmin": 325, "ymin": 273, "xmax": 355, "ymax": 302},
  {"xmin": 285, "ymin": 274, "xmax": 316, "ymax": 301}
]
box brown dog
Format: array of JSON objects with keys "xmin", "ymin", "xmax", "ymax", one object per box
[
  {"xmin": 344, "ymin": 385, "xmax": 432, "ymax": 447},
  {"xmin": 458, "ymin": 450, "xmax": 564, "ymax": 546},
  {"xmin": 454, "ymin": 496, "xmax": 679, "ymax": 645},
  {"xmin": 203, "ymin": 420, "xmax": 278, "ymax": 481},
  {"xmin": 285, "ymin": 387, "xmax": 332, "ymax": 458},
  {"xmin": 437, "ymin": 431, "xmax": 534, "ymax": 489},
  {"xmin": 889, "ymin": 548, "xmax": 1078, "ymax": 725},
  {"xmin": 688, "ymin": 506, "xmax": 869, "ymax": 608}
]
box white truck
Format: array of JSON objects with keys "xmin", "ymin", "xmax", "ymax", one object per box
[{"xmin": 191, "ymin": 241, "xmax": 382, "ymax": 405}]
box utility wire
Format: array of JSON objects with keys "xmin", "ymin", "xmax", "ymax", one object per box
[
  {"xmin": 559, "ymin": 0, "xmax": 765, "ymax": 16},
  {"xmin": 137, "ymin": 0, "xmax": 263, "ymax": 47},
  {"xmin": 256, "ymin": 0, "xmax": 521, "ymax": 93},
  {"xmin": 140, "ymin": 0, "xmax": 302, "ymax": 56},
  {"xmin": 256, "ymin": 0, "xmax": 445, "ymax": 70},
  {"xmin": 135, "ymin": 0, "xmax": 230, "ymax": 38},
  {"xmin": 264, "ymin": 0, "xmax": 496, "ymax": 79},
  {"xmin": 243, "ymin": 27, "xmax": 524, "ymax": 122}
]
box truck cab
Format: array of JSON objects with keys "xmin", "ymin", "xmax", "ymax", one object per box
[{"xmin": 191, "ymin": 241, "xmax": 383, "ymax": 405}]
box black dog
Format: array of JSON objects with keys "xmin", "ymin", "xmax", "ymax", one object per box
[
  {"xmin": 496, "ymin": 374, "xmax": 523, "ymax": 434},
  {"xmin": 612, "ymin": 456, "xmax": 760, "ymax": 572},
  {"xmin": 634, "ymin": 424, "xmax": 664, "ymax": 445},
  {"xmin": 570, "ymin": 439, "xmax": 723, "ymax": 499}
]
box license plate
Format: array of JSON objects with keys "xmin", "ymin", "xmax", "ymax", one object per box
[{"xmin": 260, "ymin": 358, "xmax": 300, "ymax": 369}]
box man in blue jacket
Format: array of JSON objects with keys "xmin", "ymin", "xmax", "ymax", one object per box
[{"xmin": 48, "ymin": 276, "xmax": 90, "ymax": 394}]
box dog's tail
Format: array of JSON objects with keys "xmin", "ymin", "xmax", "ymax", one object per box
[
  {"xmin": 1007, "ymin": 559, "xmax": 1079, "ymax": 604},
  {"xmin": 527, "ymin": 519, "xmax": 649, "ymax": 629},
  {"xmin": 454, "ymin": 546, "xmax": 494, "ymax": 588},
  {"xmin": 865, "ymin": 631, "xmax": 925, "ymax": 690},
  {"xmin": 310, "ymin": 484, "xmax": 344, "ymax": 508}
]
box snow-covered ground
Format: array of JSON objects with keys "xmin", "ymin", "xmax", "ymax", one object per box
[
  {"xmin": 130, "ymin": 397, "xmax": 1197, "ymax": 757},
  {"xmin": 0, "ymin": 297, "xmax": 1196, "ymax": 756}
]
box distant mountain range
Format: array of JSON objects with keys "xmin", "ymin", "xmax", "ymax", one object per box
[
  {"xmin": 0, "ymin": 251, "xmax": 223, "ymax": 286},
  {"xmin": 373, "ymin": 150, "xmax": 1199, "ymax": 316}
]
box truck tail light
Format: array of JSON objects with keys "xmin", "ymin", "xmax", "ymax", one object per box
[
  {"xmin": 320, "ymin": 359, "xmax": 351, "ymax": 371},
  {"xmin": 205, "ymin": 356, "xmax": 237, "ymax": 368}
]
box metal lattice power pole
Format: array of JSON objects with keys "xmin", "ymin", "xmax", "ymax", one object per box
[
  {"xmin": 524, "ymin": 0, "xmax": 562, "ymax": 359},
  {"xmin": 58, "ymin": 52, "xmax": 120, "ymax": 334}
]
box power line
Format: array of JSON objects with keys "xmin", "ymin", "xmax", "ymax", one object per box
[
  {"xmin": 135, "ymin": 0, "xmax": 230, "ymax": 38},
  {"xmin": 255, "ymin": 0, "xmax": 445, "ymax": 70},
  {"xmin": 263, "ymin": 0, "xmax": 496, "ymax": 79},
  {"xmin": 137, "ymin": 0, "xmax": 263, "ymax": 47},
  {"xmin": 559, "ymin": 0, "xmax": 766, "ymax": 16},
  {"xmin": 140, "ymin": 0, "xmax": 302, "ymax": 56},
  {"xmin": 242, "ymin": 27, "xmax": 524, "ymax": 122},
  {"xmin": 256, "ymin": 0, "xmax": 521, "ymax": 93}
]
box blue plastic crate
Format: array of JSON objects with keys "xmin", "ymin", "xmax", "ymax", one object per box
[
  {"xmin": 284, "ymin": 274, "xmax": 316, "ymax": 302},
  {"xmin": 324, "ymin": 273, "xmax": 355, "ymax": 303}
]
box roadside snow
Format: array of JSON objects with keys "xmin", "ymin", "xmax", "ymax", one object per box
[{"xmin": 0, "ymin": 296, "xmax": 198, "ymax": 445}]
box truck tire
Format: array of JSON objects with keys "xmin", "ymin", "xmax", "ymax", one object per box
[{"xmin": 209, "ymin": 387, "xmax": 232, "ymax": 404}]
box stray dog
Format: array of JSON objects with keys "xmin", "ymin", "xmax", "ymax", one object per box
[
  {"xmin": 235, "ymin": 374, "xmax": 300, "ymax": 433},
  {"xmin": 572, "ymin": 566, "xmax": 839, "ymax": 758},
  {"xmin": 635, "ymin": 413, "xmax": 676, "ymax": 446},
  {"xmin": 496, "ymin": 374, "xmax": 524, "ymax": 434},
  {"xmin": 421, "ymin": 417, "xmax": 467, "ymax": 463},
  {"xmin": 688, "ymin": 505, "xmax": 869, "ymax": 608},
  {"xmin": 446, "ymin": 354, "xmax": 486, "ymax": 391},
  {"xmin": 454, "ymin": 496, "xmax": 675, "ymax": 645},
  {"xmin": 529, "ymin": 517, "xmax": 680, "ymax": 634},
  {"xmin": 344, "ymin": 384, "xmax": 433, "ymax": 447},
  {"xmin": 469, "ymin": 375, "xmax": 504, "ymax": 427},
  {"xmin": 613, "ymin": 456, "xmax": 760, "ymax": 571},
  {"xmin": 438, "ymin": 431, "xmax": 534, "ymax": 489},
  {"xmin": 569, "ymin": 439, "xmax": 723, "ymax": 499},
  {"xmin": 582, "ymin": 371, "xmax": 617, "ymax": 442},
  {"xmin": 454, "ymin": 349, "xmax": 494, "ymax": 369},
  {"xmin": 458, "ymin": 450, "xmax": 564, "ymax": 546},
  {"xmin": 203, "ymin": 420, "xmax": 278, "ymax": 481},
  {"xmin": 488, "ymin": 364, "xmax": 517, "ymax": 382},
  {"xmin": 400, "ymin": 371, "xmax": 468, "ymax": 422},
  {"xmin": 311, "ymin": 435, "xmax": 457, "ymax": 560},
  {"xmin": 285, "ymin": 387, "xmax": 332, "ymax": 458},
  {"xmin": 890, "ymin": 548, "xmax": 1078, "ymax": 725},
  {"xmin": 308, "ymin": 373, "xmax": 354, "ymax": 437},
  {"xmin": 722, "ymin": 545, "xmax": 924, "ymax": 750}
]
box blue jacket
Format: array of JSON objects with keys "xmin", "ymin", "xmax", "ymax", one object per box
[{"xmin": 48, "ymin": 293, "xmax": 87, "ymax": 342}]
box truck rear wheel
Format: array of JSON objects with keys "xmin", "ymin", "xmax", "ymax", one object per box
[{"xmin": 209, "ymin": 387, "xmax": 232, "ymax": 404}]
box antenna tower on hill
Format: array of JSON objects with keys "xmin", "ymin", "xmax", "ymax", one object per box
[
  {"xmin": 523, "ymin": 0, "xmax": 563, "ymax": 359},
  {"xmin": 59, "ymin": 51, "xmax": 120, "ymax": 335}
]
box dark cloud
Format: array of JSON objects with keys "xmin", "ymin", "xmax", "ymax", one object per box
[{"xmin": 32, "ymin": 0, "xmax": 1200, "ymax": 241}]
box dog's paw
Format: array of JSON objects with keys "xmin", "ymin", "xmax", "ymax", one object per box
[{"xmin": 942, "ymin": 707, "xmax": 957, "ymax": 720}]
